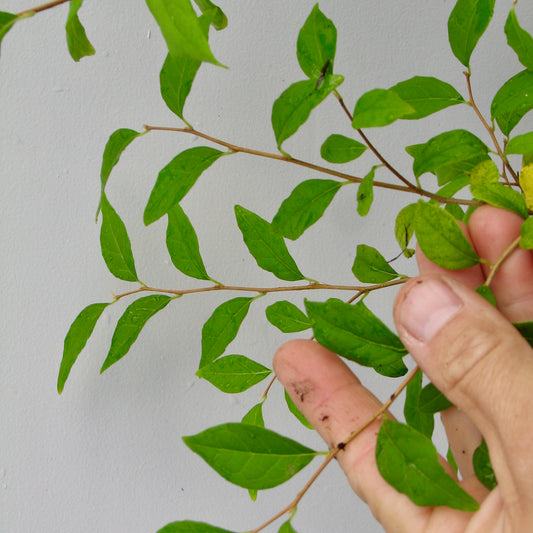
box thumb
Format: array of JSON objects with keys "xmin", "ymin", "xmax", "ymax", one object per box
[{"xmin": 393, "ymin": 275, "xmax": 533, "ymax": 499}]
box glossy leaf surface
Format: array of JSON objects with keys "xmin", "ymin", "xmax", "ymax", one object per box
[
  {"xmin": 376, "ymin": 418, "xmax": 479, "ymax": 510},
  {"xmin": 447, "ymin": 0, "xmax": 495, "ymax": 67},
  {"xmin": 101, "ymin": 295, "xmax": 171, "ymax": 372},
  {"xmin": 320, "ymin": 134, "xmax": 366, "ymax": 163},
  {"xmin": 265, "ymin": 301, "xmax": 311, "ymax": 333},
  {"xmin": 183, "ymin": 423, "xmax": 317, "ymax": 489},
  {"xmin": 65, "ymin": 0, "xmax": 95, "ymax": 62},
  {"xmin": 196, "ymin": 355, "xmax": 271, "ymax": 393},
  {"xmin": 415, "ymin": 201, "xmax": 480, "ymax": 269},
  {"xmin": 272, "ymin": 179, "xmax": 343, "ymax": 240},
  {"xmin": 352, "ymin": 244, "xmax": 399, "ymax": 283},
  {"xmin": 58, "ymin": 302, "xmax": 110, "ymax": 393},
  {"xmin": 305, "ymin": 299, "xmax": 408, "ymax": 377},
  {"xmin": 100, "ymin": 195, "xmax": 138, "ymax": 282},
  {"xmin": 352, "ymin": 88, "xmax": 414, "ymax": 128},
  {"xmin": 235, "ymin": 206, "xmax": 305, "ymax": 281},
  {"xmin": 166, "ymin": 203, "xmax": 211, "ymax": 280},
  {"xmin": 200, "ymin": 297, "xmax": 254, "ymax": 368},
  {"xmin": 144, "ymin": 147, "xmax": 224, "ymax": 225}
]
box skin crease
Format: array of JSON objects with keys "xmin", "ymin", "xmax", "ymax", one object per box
[{"xmin": 273, "ymin": 206, "xmax": 533, "ymax": 532}]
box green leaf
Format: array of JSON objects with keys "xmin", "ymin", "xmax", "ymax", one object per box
[
  {"xmin": 272, "ymin": 179, "xmax": 343, "ymax": 240},
  {"xmin": 404, "ymin": 370, "xmax": 434, "ymax": 438},
  {"xmin": 157, "ymin": 521, "xmax": 236, "ymax": 533},
  {"xmin": 376, "ymin": 418, "xmax": 479, "ymax": 511},
  {"xmin": 0, "ymin": 12, "xmax": 20, "ymax": 54},
  {"xmin": 65, "ymin": 0, "xmax": 95, "ymax": 62},
  {"xmin": 271, "ymin": 75, "xmax": 344, "ymax": 153},
  {"xmin": 145, "ymin": 0, "xmax": 223, "ymax": 66},
  {"xmin": 473, "ymin": 439, "xmax": 497, "ymax": 490},
  {"xmin": 412, "ymin": 129, "xmax": 489, "ymax": 179},
  {"xmin": 390, "ymin": 76, "xmax": 465, "ymax": 119},
  {"xmin": 445, "ymin": 203, "xmax": 464, "ymax": 221},
  {"xmin": 470, "ymin": 182, "xmax": 528, "ymax": 219},
  {"xmin": 447, "ymin": 447, "xmax": 459, "ymax": 475},
  {"xmin": 235, "ymin": 206, "xmax": 305, "ymax": 281},
  {"xmin": 437, "ymin": 175, "xmax": 471, "ymax": 198},
  {"xmin": 305, "ymin": 298, "xmax": 408, "ymax": 377},
  {"xmin": 320, "ymin": 134, "xmax": 366, "ymax": 163},
  {"xmin": 191, "ymin": 0, "xmax": 227, "ymax": 30},
  {"xmin": 99, "ymin": 129, "xmax": 142, "ymax": 208},
  {"xmin": 504, "ymin": 6, "xmax": 533, "ymax": 71},
  {"xmin": 469, "ymin": 159, "xmax": 500, "ymax": 187},
  {"xmin": 357, "ymin": 166, "xmax": 376, "ymax": 217},
  {"xmin": 144, "ymin": 147, "xmax": 224, "ymax": 225},
  {"xmin": 242, "ymin": 402, "xmax": 265, "ymax": 427},
  {"xmin": 58, "ymin": 302, "xmax": 110, "ymax": 393},
  {"xmin": 100, "ymin": 295, "xmax": 171, "ymax": 372},
  {"xmin": 418, "ymin": 382, "xmax": 453, "ymax": 413},
  {"xmin": 265, "ymin": 301, "xmax": 311, "ymax": 333},
  {"xmin": 285, "ymin": 390, "xmax": 313, "ymax": 430},
  {"xmin": 196, "ymin": 355, "xmax": 271, "ymax": 393},
  {"xmin": 200, "ymin": 297, "xmax": 254, "ymax": 368},
  {"xmin": 514, "ymin": 321, "xmax": 533, "ymax": 348},
  {"xmin": 415, "ymin": 201, "xmax": 480, "ymax": 269},
  {"xmin": 491, "ymin": 70, "xmax": 533, "ymax": 136},
  {"xmin": 296, "ymin": 4, "xmax": 337, "ymax": 79},
  {"xmin": 476, "ymin": 284, "xmax": 496, "ymax": 306},
  {"xmin": 447, "ymin": 0, "xmax": 495, "ymax": 67},
  {"xmin": 519, "ymin": 217, "xmax": 533, "ymax": 249},
  {"xmin": 352, "ymin": 244, "xmax": 399, "ymax": 283},
  {"xmin": 351, "ymin": 88, "xmax": 414, "ymax": 129},
  {"xmin": 183, "ymin": 423, "xmax": 317, "ymax": 490},
  {"xmin": 394, "ymin": 203, "xmax": 417, "ymax": 257},
  {"xmin": 278, "ymin": 520, "xmax": 298, "ymax": 533},
  {"xmin": 505, "ymin": 132, "xmax": 533, "ymax": 155},
  {"xmin": 100, "ymin": 195, "xmax": 138, "ymax": 282},
  {"xmin": 166, "ymin": 203, "xmax": 211, "ymax": 281}
]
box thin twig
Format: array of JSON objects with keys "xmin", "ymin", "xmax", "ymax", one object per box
[
  {"xmin": 484, "ymin": 235, "xmax": 522, "ymax": 287},
  {"xmin": 18, "ymin": 0, "xmax": 69, "ymax": 16},
  {"xmin": 143, "ymin": 125, "xmax": 481, "ymax": 207}
]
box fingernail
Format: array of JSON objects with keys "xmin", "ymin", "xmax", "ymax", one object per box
[{"xmin": 399, "ymin": 279, "xmax": 464, "ymax": 342}]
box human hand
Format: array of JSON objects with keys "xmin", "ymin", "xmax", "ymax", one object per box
[{"xmin": 274, "ymin": 205, "xmax": 533, "ymax": 531}]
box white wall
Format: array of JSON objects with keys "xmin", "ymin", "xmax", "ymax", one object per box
[{"xmin": 1, "ymin": 1, "xmax": 531, "ymax": 532}]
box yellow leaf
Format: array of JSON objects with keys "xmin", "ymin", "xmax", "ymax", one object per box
[{"xmin": 519, "ymin": 159, "xmax": 533, "ymax": 210}]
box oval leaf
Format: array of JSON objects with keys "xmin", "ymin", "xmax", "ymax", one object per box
[
  {"xmin": 166, "ymin": 203, "xmax": 211, "ymax": 281},
  {"xmin": 58, "ymin": 302, "xmax": 110, "ymax": 393},
  {"xmin": 473, "ymin": 439, "xmax": 497, "ymax": 490},
  {"xmin": 241, "ymin": 402, "xmax": 265, "ymax": 427},
  {"xmin": 394, "ymin": 203, "xmax": 417, "ymax": 257},
  {"xmin": 447, "ymin": 0, "xmax": 495, "ymax": 67},
  {"xmin": 100, "ymin": 195, "xmax": 138, "ymax": 282},
  {"xmin": 100, "ymin": 295, "xmax": 171, "ymax": 372},
  {"xmin": 144, "ymin": 147, "xmax": 224, "ymax": 225},
  {"xmin": 390, "ymin": 76, "xmax": 465, "ymax": 119},
  {"xmin": 305, "ymin": 298, "xmax": 408, "ymax": 377},
  {"xmin": 415, "ymin": 201, "xmax": 480, "ymax": 269},
  {"xmin": 352, "ymin": 244, "xmax": 400, "ymax": 283},
  {"xmin": 65, "ymin": 0, "xmax": 95, "ymax": 62},
  {"xmin": 404, "ymin": 370, "xmax": 434, "ymax": 438},
  {"xmin": 320, "ymin": 134, "xmax": 366, "ymax": 163},
  {"xmin": 470, "ymin": 182, "xmax": 528, "ymax": 219},
  {"xmin": 265, "ymin": 301, "xmax": 311, "ymax": 333},
  {"xmin": 235, "ymin": 205, "xmax": 305, "ymax": 281},
  {"xmin": 505, "ymin": 132, "xmax": 533, "ymax": 155},
  {"xmin": 505, "ymin": 6, "xmax": 533, "ymax": 71},
  {"xmin": 296, "ymin": 4, "xmax": 337, "ymax": 79},
  {"xmin": 271, "ymin": 179, "xmax": 343, "ymax": 240},
  {"xmin": 196, "ymin": 354, "xmax": 271, "ymax": 393},
  {"xmin": 352, "ymin": 88, "xmax": 414, "ymax": 129},
  {"xmin": 357, "ymin": 166, "xmax": 376, "ymax": 217},
  {"xmin": 285, "ymin": 390, "xmax": 313, "ymax": 430},
  {"xmin": 183, "ymin": 423, "xmax": 317, "ymax": 490},
  {"xmin": 272, "ymin": 75, "xmax": 344, "ymax": 153},
  {"xmin": 491, "ymin": 70, "xmax": 533, "ymax": 136},
  {"xmin": 158, "ymin": 521, "xmax": 236, "ymax": 533},
  {"xmin": 200, "ymin": 297, "xmax": 254, "ymax": 369},
  {"xmin": 376, "ymin": 418, "xmax": 479, "ymax": 511}
]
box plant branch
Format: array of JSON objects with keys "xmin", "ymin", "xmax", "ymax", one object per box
[
  {"xmin": 249, "ymin": 364, "xmax": 420, "ymax": 533},
  {"xmin": 18, "ymin": 0, "xmax": 69, "ymax": 15},
  {"xmin": 483, "ymin": 235, "xmax": 522, "ymax": 287},
  {"xmin": 143, "ymin": 125, "xmax": 481, "ymax": 207},
  {"xmin": 464, "ymin": 71, "xmax": 519, "ymax": 186}
]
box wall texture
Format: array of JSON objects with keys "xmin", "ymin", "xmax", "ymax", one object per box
[{"xmin": 1, "ymin": 1, "xmax": 531, "ymax": 532}]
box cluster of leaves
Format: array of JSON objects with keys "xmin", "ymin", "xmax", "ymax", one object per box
[{"xmin": 4, "ymin": 0, "xmax": 533, "ymax": 531}]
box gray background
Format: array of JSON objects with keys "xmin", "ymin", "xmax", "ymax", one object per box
[{"xmin": 2, "ymin": 1, "xmax": 531, "ymax": 532}]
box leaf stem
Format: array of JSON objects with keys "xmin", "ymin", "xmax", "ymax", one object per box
[
  {"xmin": 464, "ymin": 71, "xmax": 519, "ymax": 186},
  {"xmin": 18, "ymin": 0, "xmax": 69, "ymax": 15},
  {"xmin": 143, "ymin": 125, "xmax": 481, "ymax": 207},
  {"xmin": 483, "ymin": 235, "xmax": 522, "ymax": 287}
]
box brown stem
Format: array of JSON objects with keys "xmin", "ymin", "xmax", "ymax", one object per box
[
  {"xmin": 250, "ymin": 365, "xmax": 421, "ymax": 533},
  {"xmin": 484, "ymin": 235, "xmax": 522, "ymax": 287},
  {"xmin": 143, "ymin": 125, "xmax": 481, "ymax": 207},
  {"xmin": 18, "ymin": 0, "xmax": 69, "ymax": 15},
  {"xmin": 464, "ymin": 71, "xmax": 519, "ymax": 186}
]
